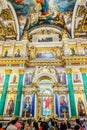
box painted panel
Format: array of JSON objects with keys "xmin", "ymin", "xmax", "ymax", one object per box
[
  {"xmin": 59, "ymin": 95, "xmax": 69, "ymax": 117},
  {"xmin": 4, "ymin": 94, "xmax": 16, "ymax": 116},
  {"xmin": 22, "ymin": 95, "xmax": 32, "ymax": 117},
  {"xmin": 57, "ymin": 72, "xmax": 66, "ymax": 85},
  {"xmin": 73, "ymin": 72, "xmax": 82, "ymax": 83},
  {"xmin": 36, "ymin": 52, "xmax": 55, "ymax": 58},
  {"xmin": 24, "ymin": 68, "xmax": 34, "ymax": 86},
  {"xmin": 10, "ymin": 71, "xmax": 19, "ymax": 85},
  {"xmin": 42, "ymin": 96, "xmax": 51, "ymax": 116},
  {"xmin": 75, "ymin": 94, "xmax": 86, "ymax": 117}
]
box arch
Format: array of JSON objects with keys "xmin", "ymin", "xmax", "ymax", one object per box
[
  {"xmin": 71, "ymin": 0, "xmax": 86, "ymax": 38},
  {"xmin": 28, "ymin": 25, "xmax": 70, "ymax": 41},
  {"xmin": 7, "ymin": 1, "xmax": 20, "ymax": 40},
  {"xmin": 32, "ymin": 72, "xmax": 57, "ymax": 83}
]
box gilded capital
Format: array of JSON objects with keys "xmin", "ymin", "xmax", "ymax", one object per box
[
  {"xmin": 5, "ymin": 69, "xmax": 12, "ymax": 74},
  {"xmin": 52, "ymin": 82, "xmax": 58, "ymax": 88},
  {"xmin": 66, "ymin": 68, "xmax": 72, "ymax": 74},
  {"xmin": 80, "ymin": 68, "xmax": 87, "ymax": 73},
  {"xmin": 32, "ymin": 83, "xmax": 38, "ymax": 88},
  {"xmin": 19, "ymin": 69, "xmax": 24, "ymax": 74}
]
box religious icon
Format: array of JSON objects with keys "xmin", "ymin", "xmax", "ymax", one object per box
[
  {"xmin": 57, "ymin": 72, "xmax": 66, "ymax": 85},
  {"xmin": 10, "ymin": 74, "xmax": 18, "ymax": 84},
  {"xmin": 15, "ymin": 49, "xmax": 21, "ymax": 57},
  {"xmin": 14, "ymin": 0, "xmax": 23, "ymax": 3},
  {"xmin": 4, "ymin": 50, "xmax": 8, "ymax": 57},
  {"xmin": 70, "ymin": 48, "xmax": 75, "ymax": 55},
  {"xmin": 36, "ymin": 0, "xmax": 49, "ymax": 15},
  {"xmin": 22, "ymin": 96, "xmax": 32, "ymax": 117},
  {"xmin": 77, "ymin": 97, "xmax": 86, "ymax": 117},
  {"xmin": 73, "ymin": 72, "xmax": 81, "ymax": 83},
  {"xmin": 43, "ymin": 96, "xmax": 50, "ymax": 116},
  {"xmin": 11, "ymin": 75, "xmax": 17, "ymax": 84},
  {"xmin": 59, "ymin": 95, "xmax": 68, "ymax": 117},
  {"xmin": 6, "ymin": 98, "xmax": 14, "ymax": 116},
  {"xmin": 24, "ymin": 72, "xmax": 33, "ymax": 85}
]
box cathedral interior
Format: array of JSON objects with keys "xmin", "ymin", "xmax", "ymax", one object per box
[{"xmin": 0, "ymin": 0, "xmax": 87, "ymax": 120}]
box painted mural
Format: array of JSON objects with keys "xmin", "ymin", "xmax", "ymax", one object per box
[
  {"xmin": 36, "ymin": 52, "xmax": 55, "ymax": 58},
  {"xmin": 38, "ymin": 37, "xmax": 53, "ymax": 42},
  {"xmin": 73, "ymin": 72, "xmax": 81, "ymax": 83},
  {"xmin": 75, "ymin": 94, "xmax": 86, "ymax": 117},
  {"xmin": 59, "ymin": 95, "xmax": 69, "ymax": 117},
  {"xmin": 4, "ymin": 94, "xmax": 15, "ymax": 116},
  {"xmin": 22, "ymin": 95, "xmax": 32, "ymax": 117},
  {"xmin": 42, "ymin": 96, "xmax": 51, "ymax": 116},
  {"xmin": 10, "ymin": 73, "xmax": 19, "ymax": 84},
  {"xmin": 73, "ymin": 2, "xmax": 87, "ymax": 38},
  {"xmin": 8, "ymin": 0, "xmax": 77, "ymax": 37},
  {"xmin": 57, "ymin": 72, "xmax": 66, "ymax": 85},
  {"xmin": 24, "ymin": 68, "xmax": 34, "ymax": 86}
]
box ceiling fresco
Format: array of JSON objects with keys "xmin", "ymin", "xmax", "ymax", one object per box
[
  {"xmin": 7, "ymin": 0, "xmax": 77, "ymax": 38},
  {"xmin": 72, "ymin": 0, "xmax": 87, "ymax": 38}
]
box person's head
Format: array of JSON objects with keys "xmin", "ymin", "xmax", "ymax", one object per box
[
  {"xmin": 27, "ymin": 119, "xmax": 33, "ymax": 127},
  {"xmin": 10, "ymin": 119, "xmax": 17, "ymax": 125},
  {"xmin": 76, "ymin": 119, "xmax": 80, "ymax": 125},
  {"xmin": 0, "ymin": 122, "xmax": 2, "ymax": 128},
  {"xmin": 51, "ymin": 121, "xmax": 54, "ymax": 126},
  {"xmin": 61, "ymin": 96, "xmax": 65, "ymax": 101},
  {"xmin": 67, "ymin": 121, "xmax": 71, "ymax": 128},
  {"xmin": 15, "ymin": 117, "xmax": 19, "ymax": 122}
]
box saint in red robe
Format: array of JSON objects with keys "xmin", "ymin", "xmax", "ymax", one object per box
[
  {"xmin": 14, "ymin": 0, "xmax": 23, "ymax": 3},
  {"xmin": 44, "ymin": 97, "xmax": 50, "ymax": 109}
]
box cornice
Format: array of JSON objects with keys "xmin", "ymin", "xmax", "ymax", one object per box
[
  {"xmin": 0, "ymin": 57, "xmax": 28, "ymax": 66},
  {"xmin": 63, "ymin": 56, "xmax": 87, "ymax": 66},
  {"xmin": 28, "ymin": 59, "xmax": 64, "ymax": 66}
]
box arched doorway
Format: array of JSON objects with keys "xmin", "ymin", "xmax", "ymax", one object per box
[
  {"xmin": 33, "ymin": 74, "xmax": 57, "ymax": 117},
  {"xmin": 38, "ymin": 78, "xmax": 53, "ymax": 117},
  {"xmin": 32, "ymin": 66, "xmax": 58, "ymax": 117}
]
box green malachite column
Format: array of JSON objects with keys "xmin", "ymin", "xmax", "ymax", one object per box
[
  {"xmin": 14, "ymin": 69, "xmax": 24, "ymax": 116},
  {"xmin": 80, "ymin": 68, "xmax": 87, "ymax": 101},
  {"xmin": 0, "ymin": 69, "xmax": 12, "ymax": 116},
  {"xmin": 66, "ymin": 68, "xmax": 77, "ymax": 117}
]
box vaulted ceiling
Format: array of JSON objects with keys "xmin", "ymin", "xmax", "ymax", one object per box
[{"xmin": 0, "ymin": 0, "xmax": 87, "ymax": 40}]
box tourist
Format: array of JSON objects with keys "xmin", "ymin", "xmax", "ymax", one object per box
[
  {"xmin": 0, "ymin": 123, "xmax": 4, "ymax": 130},
  {"xmin": 39, "ymin": 122, "xmax": 43, "ymax": 130},
  {"xmin": 24, "ymin": 122, "xmax": 29, "ymax": 130},
  {"xmin": 82, "ymin": 119, "xmax": 87, "ymax": 130},
  {"xmin": 67, "ymin": 121, "xmax": 71, "ymax": 130},
  {"xmin": 74, "ymin": 119, "xmax": 80, "ymax": 130},
  {"xmin": 33, "ymin": 120, "xmax": 38, "ymax": 130},
  {"xmin": 24, "ymin": 119, "xmax": 35, "ymax": 130},
  {"xmin": 15, "ymin": 117, "xmax": 21, "ymax": 130},
  {"xmin": 6, "ymin": 120, "xmax": 17, "ymax": 130},
  {"xmin": 60, "ymin": 121, "xmax": 67, "ymax": 130},
  {"xmin": 49, "ymin": 121, "xmax": 57, "ymax": 130}
]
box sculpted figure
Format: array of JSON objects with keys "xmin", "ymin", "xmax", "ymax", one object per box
[{"xmin": 29, "ymin": 46, "xmax": 36, "ymax": 60}]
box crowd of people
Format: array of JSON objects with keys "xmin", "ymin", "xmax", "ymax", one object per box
[{"xmin": 0, "ymin": 117, "xmax": 87, "ymax": 130}]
